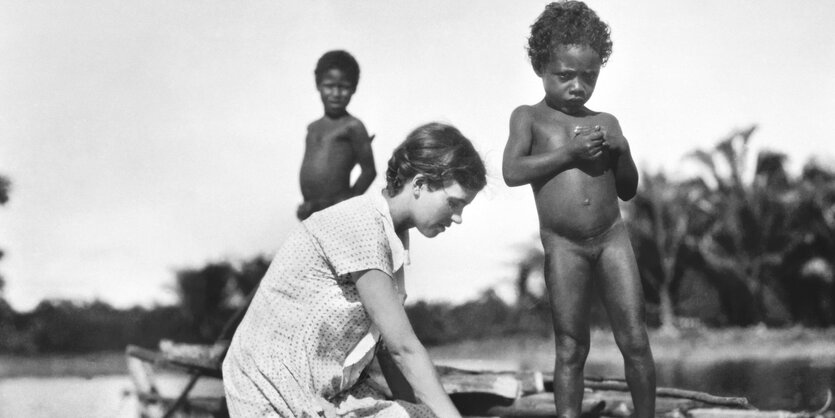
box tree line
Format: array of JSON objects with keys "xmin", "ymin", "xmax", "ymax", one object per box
[{"xmin": 0, "ymin": 126, "xmax": 833, "ymax": 354}]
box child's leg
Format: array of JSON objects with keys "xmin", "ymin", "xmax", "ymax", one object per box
[
  {"xmin": 542, "ymin": 234, "xmax": 593, "ymax": 418},
  {"xmin": 594, "ymin": 222, "xmax": 656, "ymax": 417}
]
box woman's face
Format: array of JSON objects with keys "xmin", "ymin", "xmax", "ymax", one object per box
[{"xmin": 411, "ymin": 179, "xmax": 478, "ymax": 238}]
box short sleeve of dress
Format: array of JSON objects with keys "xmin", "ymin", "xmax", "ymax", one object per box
[{"xmin": 305, "ymin": 197, "xmax": 394, "ymax": 278}]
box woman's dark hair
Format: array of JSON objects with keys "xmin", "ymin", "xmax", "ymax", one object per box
[
  {"xmin": 314, "ymin": 50, "xmax": 360, "ymax": 87},
  {"xmin": 528, "ymin": 1, "xmax": 612, "ymax": 73},
  {"xmin": 385, "ymin": 123, "xmax": 487, "ymax": 196}
]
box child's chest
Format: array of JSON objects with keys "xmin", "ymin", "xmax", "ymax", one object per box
[
  {"xmin": 530, "ymin": 115, "xmax": 608, "ymax": 151},
  {"xmin": 530, "ymin": 120, "xmax": 574, "ymax": 152},
  {"xmin": 312, "ymin": 126, "xmax": 352, "ymax": 145}
]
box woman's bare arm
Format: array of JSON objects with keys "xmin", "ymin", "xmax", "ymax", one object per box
[{"xmin": 355, "ymin": 269, "xmax": 461, "ymax": 418}]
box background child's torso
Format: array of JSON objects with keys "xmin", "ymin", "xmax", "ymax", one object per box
[{"xmin": 300, "ymin": 117, "xmax": 359, "ymax": 202}]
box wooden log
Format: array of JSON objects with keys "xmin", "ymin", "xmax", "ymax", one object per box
[
  {"xmin": 126, "ymin": 349, "xmax": 769, "ymax": 417},
  {"xmin": 126, "ymin": 345, "xmax": 223, "ymax": 378},
  {"xmin": 540, "ymin": 372, "xmax": 752, "ymax": 409},
  {"xmin": 370, "ymin": 366, "xmax": 524, "ymax": 400},
  {"xmin": 584, "ymin": 390, "xmax": 707, "ymax": 417},
  {"xmin": 440, "ymin": 372, "xmax": 521, "ymax": 399},
  {"xmin": 583, "ymin": 380, "xmax": 752, "ymax": 409},
  {"xmin": 485, "ymin": 393, "xmax": 606, "ymax": 417},
  {"xmin": 435, "ymin": 366, "xmax": 543, "ymax": 395},
  {"xmin": 684, "ymin": 409, "xmax": 810, "ymax": 418}
]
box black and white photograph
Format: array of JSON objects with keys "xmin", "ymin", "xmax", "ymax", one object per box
[{"xmin": 1, "ymin": 1, "xmax": 834, "ymax": 417}]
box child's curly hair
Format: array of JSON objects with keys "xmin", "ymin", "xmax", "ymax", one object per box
[
  {"xmin": 527, "ymin": 1, "xmax": 612, "ymax": 73},
  {"xmin": 314, "ymin": 50, "xmax": 360, "ymax": 87}
]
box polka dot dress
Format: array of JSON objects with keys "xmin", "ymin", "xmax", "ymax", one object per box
[{"xmin": 222, "ymin": 193, "xmax": 436, "ymax": 418}]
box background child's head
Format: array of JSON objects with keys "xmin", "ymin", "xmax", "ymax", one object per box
[
  {"xmin": 527, "ymin": 1, "xmax": 612, "ymax": 74},
  {"xmin": 385, "ymin": 123, "xmax": 487, "ymax": 197},
  {"xmin": 314, "ymin": 50, "xmax": 360, "ymax": 88}
]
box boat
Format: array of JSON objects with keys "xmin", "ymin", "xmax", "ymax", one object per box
[{"xmin": 125, "ymin": 341, "xmax": 831, "ymax": 418}]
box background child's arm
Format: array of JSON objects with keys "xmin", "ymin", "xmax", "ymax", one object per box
[
  {"xmin": 602, "ymin": 117, "xmax": 638, "ymax": 200},
  {"xmin": 349, "ymin": 121, "xmax": 377, "ymax": 196},
  {"xmin": 502, "ymin": 106, "xmax": 602, "ymax": 186}
]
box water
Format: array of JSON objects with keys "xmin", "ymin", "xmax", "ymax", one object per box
[
  {"xmin": 0, "ymin": 372, "xmax": 226, "ymax": 418},
  {"xmin": 433, "ymin": 343, "xmax": 835, "ymax": 412},
  {"xmin": 1, "ymin": 353, "xmax": 833, "ymax": 416},
  {"xmin": 0, "ymin": 375, "xmax": 138, "ymax": 418},
  {"xmin": 658, "ymin": 357, "xmax": 835, "ymax": 411}
]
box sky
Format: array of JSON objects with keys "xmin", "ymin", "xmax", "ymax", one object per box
[{"xmin": 1, "ymin": 0, "xmax": 834, "ymax": 311}]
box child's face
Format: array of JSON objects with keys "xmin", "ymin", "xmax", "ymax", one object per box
[
  {"xmin": 538, "ymin": 45, "xmax": 601, "ymax": 114},
  {"xmin": 411, "ymin": 180, "xmax": 478, "ymax": 238},
  {"xmin": 317, "ymin": 68, "xmax": 355, "ymax": 116}
]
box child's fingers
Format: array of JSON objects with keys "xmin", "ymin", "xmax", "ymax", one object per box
[
  {"xmin": 582, "ymin": 131, "xmax": 606, "ymax": 141},
  {"xmin": 585, "ymin": 142, "xmax": 605, "ymax": 157},
  {"xmin": 589, "ymin": 136, "xmax": 606, "ymax": 146}
]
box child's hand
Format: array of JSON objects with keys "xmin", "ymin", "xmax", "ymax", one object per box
[
  {"xmin": 598, "ymin": 127, "xmax": 629, "ymax": 154},
  {"xmin": 570, "ymin": 125, "xmax": 607, "ymax": 161}
]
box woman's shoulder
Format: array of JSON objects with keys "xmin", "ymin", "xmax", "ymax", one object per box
[
  {"xmin": 304, "ymin": 194, "xmax": 397, "ymax": 275},
  {"xmin": 305, "ymin": 195, "xmax": 386, "ymax": 237}
]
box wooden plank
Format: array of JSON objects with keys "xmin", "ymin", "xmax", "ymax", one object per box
[
  {"xmin": 541, "ymin": 372, "xmax": 752, "ymax": 409},
  {"xmin": 584, "ymin": 380, "xmax": 752, "ymax": 409},
  {"xmin": 685, "ymin": 409, "xmax": 808, "ymax": 418},
  {"xmin": 441, "ymin": 373, "xmax": 521, "ymax": 399},
  {"xmin": 435, "ymin": 366, "xmax": 543, "ymax": 396},
  {"xmin": 126, "ymin": 349, "xmax": 772, "ymax": 417},
  {"xmin": 485, "ymin": 393, "xmax": 606, "ymax": 417},
  {"xmin": 126, "ymin": 354, "xmax": 158, "ymax": 395},
  {"xmin": 126, "ymin": 345, "xmax": 223, "ymax": 378}
]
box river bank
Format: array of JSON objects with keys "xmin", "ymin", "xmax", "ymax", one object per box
[
  {"xmin": 2, "ymin": 326, "xmax": 834, "ymax": 378},
  {"xmin": 430, "ymin": 326, "xmax": 835, "ymax": 370},
  {"xmin": 1, "ymin": 327, "xmax": 834, "ymax": 414}
]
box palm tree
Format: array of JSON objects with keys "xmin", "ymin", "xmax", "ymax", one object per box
[
  {"xmin": 174, "ymin": 255, "xmax": 270, "ymax": 342},
  {"xmin": 0, "ymin": 174, "xmax": 12, "ymax": 348},
  {"xmin": 685, "ymin": 126, "xmax": 795, "ymax": 325},
  {"xmin": 512, "ymin": 241, "xmax": 545, "ymax": 306},
  {"xmin": 0, "ymin": 174, "xmax": 10, "ymax": 294},
  {"xmin": 779, "ymin": 161, "xmax": 835, "ymax": 325},
  {"xmin": 627, "ymin": 172, "xmax": 714, "ymax": 333},
  {"xmin": 175, "ymin": 262, "xmax": 237, "ymax": 341}
]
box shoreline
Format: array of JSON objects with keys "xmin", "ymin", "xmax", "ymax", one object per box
[{"xmin": 2, "ymin": 326, "xmax": 835, "ymax": 378}]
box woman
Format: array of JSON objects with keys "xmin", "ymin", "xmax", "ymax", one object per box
[{"xmin": 223, "ymin": 122, "xmax": 487, "ymax": 417}]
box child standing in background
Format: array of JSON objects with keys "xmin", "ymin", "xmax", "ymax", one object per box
[
  {"xmin": 502, "ymin": 2, "xmax": 656, "ymax": 416},
  {"xmin": 298, "ymin": 50, "xmax": 376, "ymax": 220}
]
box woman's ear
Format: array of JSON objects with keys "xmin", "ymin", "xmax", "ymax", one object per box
[{"xmin": 410, "ymin": 175, "xmax": 425, "ymax": 198}]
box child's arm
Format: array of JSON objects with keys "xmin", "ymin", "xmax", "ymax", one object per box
[
  {"xmin": 602, "ymin": 117, "xmax": 638, "ymax": 200},
  {"xmin": 355, "ymin": 269, "xmax": 462, "ymax": 418},
  {"xmin": 502, "ymin": 106, "xmax": 606, "ymax": 186},
  {"xmin": 349, "ymin": 121, "xmax": 377, "ymax": 196}
]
